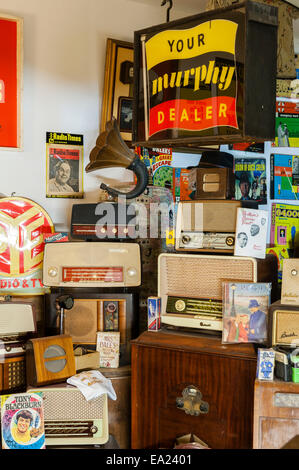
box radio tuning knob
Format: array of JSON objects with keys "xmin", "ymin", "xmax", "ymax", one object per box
[
  {"xmin": 127, "ymin": 267, "xmax": 137, "ymax": 277},
  {"xmin": 291, "ymin": 269, "xmax": 298, "ymax": 276},
  {"xmin": 182, "ymin": 235, "xmax": 191, "ymax": 244},
  {"xmin": 48, "ymin": 267, "xmax": 58, "ymax": 277},
  {"xmin": 91, "ymin": 426, "xmax": 98, "ymax": 434}
]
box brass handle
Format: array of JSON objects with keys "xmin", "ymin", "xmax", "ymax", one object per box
[{"xmin": 176, "ymin": 385, "xmax": 209, "ymax": 416}]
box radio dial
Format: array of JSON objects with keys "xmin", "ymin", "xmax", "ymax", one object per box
[
  {"xmin": 48, "ymin": 267, "xmax": 58, "ymax": 277},
  {"xmin": 182, "ymin": 235, "xmax": 191, "ymax": 245}
]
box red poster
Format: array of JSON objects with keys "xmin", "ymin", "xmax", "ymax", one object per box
[{"xmin": 0, "ymin": 16, "xmax": 22, "ymax": 148}]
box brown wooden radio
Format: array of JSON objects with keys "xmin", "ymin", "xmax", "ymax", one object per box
[
  {"xmin": 268, "ymin": 300, "xmax": 299, "ymax": 348},
  {"xmin": 188, "ymin": 167, "xmax": 235, "ymax": 200},
  {"xmin": 26, "ymin": 335, "xmax": 76, "ymax": 387}
]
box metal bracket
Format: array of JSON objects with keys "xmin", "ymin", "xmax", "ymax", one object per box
[{"xmin": 161, "ymin": 0, "xmax": 173, "ymax": 23}]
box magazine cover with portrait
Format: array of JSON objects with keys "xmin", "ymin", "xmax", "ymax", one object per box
[
  {"xmin": 222, "ymin": 282, "xmax": 271, "ymax": 345},
  {"xmin": 46, "ymin": 132, "xmax": 83, "ymax": 198},
  {"xmin": 1, "ymin": 392, "xmax": 45, "ymax": 449}
]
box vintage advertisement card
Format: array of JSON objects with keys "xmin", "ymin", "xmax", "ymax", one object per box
[
  {"xmin": 234, "ymin": 208, "xmax": 268, "ymax": 259},
  {"xmin": 46, "ymin": 132, "xmax": 84, "ymax": 198},
  {"xmin": 96, "ymin": 331, "xmax": 120, "ymax": 368}
]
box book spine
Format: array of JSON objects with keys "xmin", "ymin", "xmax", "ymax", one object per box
[
  {"xmin": 270, "ymin": 203, "xmax": 276, "ymax": 245},
  {"xmin": 270, "ymin": 153, "xmax": 274, "ymax": 200}
]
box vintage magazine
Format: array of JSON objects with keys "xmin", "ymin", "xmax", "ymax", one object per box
[
  {"xmin": 273, "ymin": 98, "xmax": 299, "ymax": 148},
  {"xmin": 1, "ymin": 392, "xmax": 45, "ymax": 449},
  {"xmin": 234, "ymin": 156, "xmax": 267, "ymax": 203},
  {"xmin": 96, "ymin": 331, "xmax": 120, "ymax": 368},
  {"xmin": 172, "ymin": 168, "xmax": 194, "ymax": 202},
  {"xmin": 46, "ymin": 132, "xmax": 84, "ymax": 198},
  {"xmin": 270, "ymin": 153, "xmax": 299, "ymax": 200},
  {"xmin": 234, "ymin": 208, "xmax": 268, "ymax": 259},
  {"xmin": 269, "ymin": 203, "xmax": 299, "ymax": 282},
  {"xmin": 222, "ymin": 282, "xmax": 271, "ymax": 344},
  {"xmin": 136, "ymin": 146, "xmax": 173, "ymax": 189}
]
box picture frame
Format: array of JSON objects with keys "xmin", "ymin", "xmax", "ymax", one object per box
[
  {"xmin": 101, "ymin": 38, "xmax": 134, "ymax": 144},
  {"xmin": 0, "ymin": 14, "xmax": 23, "ymax": 149}
]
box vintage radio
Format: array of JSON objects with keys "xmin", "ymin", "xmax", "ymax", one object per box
[
  {"xmin": 45, "ymin": 291, "xmax": 138, "ymax": 367},
  {"xmin": 268, "ymin": 300, "xmax": 299, "ymax": 348},
  {"xmin": 188, "ymin": 167, "xmax": 235, "ymax": 200},
  {"xmin": 0, "ymin": 356, "xmax": 26, "ymax": 394},
  {"xmin": 0, "ymin": 300, "xmax": 37, "ymax": 393},
  {"xmin": 27, "ymin": 383, "xmax": 109, "ymax": 446},
  {"xmin": 26, "ymin": 335, "xmax": 76, "ymax": 387},
  {"xmin": 43, "ymin": 241, "xmax": 141, "ymax": 288},
  {"xmin": 158, "ymin": 253, "xmax": 278, "ymax": 331},
  {"xmin": 175, "ymin": 200, "xmax": 249, "ymax": 252},
  {"xmin": 70, "ymin": 203, "xmax": 138, "ymax": 240},
  {"xmin": 281, "ymin": 259, "xmax": 299, "ymax": 305}
]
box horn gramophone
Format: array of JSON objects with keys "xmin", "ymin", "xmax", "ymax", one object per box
[{"xmin": 86, "ymin": 118, "xmax": 148, "ymax": 199}]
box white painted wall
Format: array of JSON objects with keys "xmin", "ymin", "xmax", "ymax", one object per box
[
  {"xmin": 0, "ymin": 0, "xmax": 298, "ymax": 233},
  {"xmin": 0, "ymin": 0, "xmax": 205, "ymax": 231}
]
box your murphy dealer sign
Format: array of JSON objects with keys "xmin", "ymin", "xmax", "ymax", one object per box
[{"xmin": 133, "ymin": 1, "xmax": 278, "ymax": 146}]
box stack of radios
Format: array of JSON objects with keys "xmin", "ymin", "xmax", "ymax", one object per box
[{"xmin": 159, "ymin": 152, "xmax": 278, "ymax": 331}]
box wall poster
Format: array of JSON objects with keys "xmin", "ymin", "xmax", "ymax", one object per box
[
  {"xmin": 46, "ymin": 132, "xmax": 84, "ymax": 198},
  {"xmin": 0, "ymin": 14, "xmax": 23, "ymax": 149}
]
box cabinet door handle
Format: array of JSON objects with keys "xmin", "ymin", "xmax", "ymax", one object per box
[{"xmin": 176, "ymin": 385, "xmax": 209, "ymax": 416}]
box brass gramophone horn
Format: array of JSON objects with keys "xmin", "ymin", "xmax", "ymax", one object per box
[{"xmin": 85, "ymin": 118, "xmax": 148, "ymax": 199}]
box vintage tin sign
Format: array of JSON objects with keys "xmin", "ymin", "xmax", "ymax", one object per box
[
  {"xmin": 0, "ymin": 197, "xmax": 54, "ymax": 294},
  {"xmin": 133, "ymin": 0, "xmax": 278, "ymax": 147}
]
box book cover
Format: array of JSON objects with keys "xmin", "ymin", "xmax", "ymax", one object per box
[
  {"xmin": 273, "ymin": 99, "xmax": 299, "ymax": 147},
  {"xmin": 136, "ymin": 146, "xmax": 173, "ymax": 189},
  {"xmin": 234, "ymin": 208, "xmax": 268, "ymax": 259},
  {"xmin": 96, "ymin": 331, "xmax": 120, "ymax": 368},
  {"xmin": 1, "ymin": 392, "xmax": 45, "ymax": 449},
  {"xmin": 270, "ymin": 203, "xmax": 299, "ymax": 251},
  {"xmin": 270, "ymin": 153, "xmax": 299, "ymax": 200},
  {"xmin": 222, "ymin": 282, "xmax": 271, "ymax": 344},
  {"xmin": 234, "ymin": 156, "xmax": 267, "ymax": 203},
  {"xmin": 172, "ymin": 168, "xmax": 194, "ymax": 202}
]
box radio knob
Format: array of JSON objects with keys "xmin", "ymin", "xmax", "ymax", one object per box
[
  {"xmin": 5, "ymin": 345, "xmax": 11, "ymax": 352},
  {"xmin": 90, "ymin": 426, "xmax": 98, "ymax": 434},
  {"xmin": 291, "ymin": 269, "xmax": 298, "ymax": 277},
  {"xmin": 48, "ymin": 267, "xmax": 58, "ymax": 277},
  {"xmin": 182, "ymin": 235, "xmax": 191, "ymax": 245},
  {"xmin": 127, "ymin": 267, "xmax": 137, "ymax": 277}
]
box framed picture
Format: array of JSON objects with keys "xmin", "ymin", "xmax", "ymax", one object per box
[
  {"xmin": 46, "ymin": 132, "xmax": 84, "ymax": 198},
  {"xmin": 0, "ymin": 14, "xmax": 23, "ymax": 149},
  {"xmin": 101, "ymin": 38, "xmax": 133, "ymax": 144}
]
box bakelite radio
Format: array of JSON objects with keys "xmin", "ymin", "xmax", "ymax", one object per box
[
  {"xmin": 158, "ymin": 253, "xmax": 278, "ymax": 332},
  {"xmin": 43, "ymin": 242, "xmax": 141, "ymax": 366}
]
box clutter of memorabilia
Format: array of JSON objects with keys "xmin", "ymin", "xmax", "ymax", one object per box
[{"xmin": 1, "ymin": 0, "xmax": 299, "ymax": 451}]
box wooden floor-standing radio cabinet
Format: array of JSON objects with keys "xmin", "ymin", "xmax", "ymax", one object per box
[{"xmin": 131, "ymin": 330, "xmax": 257, "ymax": 449}]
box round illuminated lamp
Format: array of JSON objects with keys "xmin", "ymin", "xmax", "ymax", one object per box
[{"xmin": 0, "ymin": 197, "xmax": 54, "ymax": 293}]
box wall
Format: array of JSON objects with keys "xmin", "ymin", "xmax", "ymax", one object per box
[
  {"xmin": 0, "ymin": 0, "xmax": 204, "ymax": 231},
  {"xmin": 0, "ymin": 0, "xmax": 298, "ymax": 232}
]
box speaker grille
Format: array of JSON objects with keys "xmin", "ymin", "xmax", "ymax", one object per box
[
  {"xmin": 41, "ymin": 388, "xmax": 106, "ymax": 420},
  {"xmin": 274, "ymin": 311, "xmax": 299, "ymax": 345},
  {"xmin": 159, "ymin": 255, "xmax": 256, "ymax": 300},
  {"xmin": 65, "ymin": 301, "xmax": 98, "ymax": 343}
]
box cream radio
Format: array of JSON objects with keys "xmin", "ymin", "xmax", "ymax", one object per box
[
  {"xmin": 158, "ymin": 253, "xmax": 278, "ymax": 331},
  {"xmin": 43, "ymin": 242, "xmax": 141, "ymax": 288},
  {"xmin": 175, "ymin": 200, "xmax": 244, "ymax": 253},
  {"xmin": 28, "ymin": 384, "xmax": 109, "ymax": 446}
]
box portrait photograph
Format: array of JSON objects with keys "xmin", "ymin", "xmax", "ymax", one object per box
[{"xmin": 46, "ymin": 143, "xmax": 83, "ymax": 198}]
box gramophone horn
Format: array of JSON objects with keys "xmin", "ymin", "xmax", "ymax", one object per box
[{"xmin": 86, "ymin": 118, "xmax": 148, "ymax": 199}]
